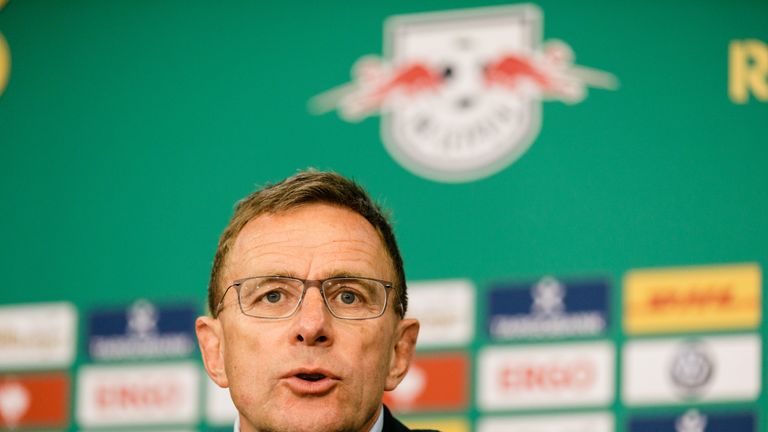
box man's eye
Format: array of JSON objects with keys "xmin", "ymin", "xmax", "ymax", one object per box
[
  {"xmin": 264, "ymin": 291, "xmax": 283, "ymax": 303},
  {"xmin": 339, "ymin": 291, "xmax": 358, "ymax": 305}
]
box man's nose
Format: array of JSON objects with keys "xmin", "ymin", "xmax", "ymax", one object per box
[{"xmin": 293, "ymin": 287, "xmax": 332, "ymax": 345}]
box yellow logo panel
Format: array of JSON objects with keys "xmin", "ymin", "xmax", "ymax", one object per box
[
  {"xmin": 0, "ymin": 0, "xmax": 9, "ymax": 97},
  {"xmin": 402, "ymin": 417, "xmax": 469, "ymax": 432},
  {"xmin": 624, "ymin": 263, "xmax": 761, "ymax": 334}
]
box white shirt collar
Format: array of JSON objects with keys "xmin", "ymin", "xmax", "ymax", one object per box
[
  {"xmin": 233, "ymin": 405, "xmax": 384, "ymax": 432},
  {"xmin": 370, "ymin": 405, "xmax": 385, "ymax": 432}
]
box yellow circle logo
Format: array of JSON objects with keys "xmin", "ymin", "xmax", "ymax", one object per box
[{"xmin": 0, "ymin": 0, "xmax": 9, "ymax": 97}]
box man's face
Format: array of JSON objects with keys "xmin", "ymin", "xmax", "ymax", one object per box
[{"xmin": 196, "ymin": 203, "xmax": 419, "ymax": 432}]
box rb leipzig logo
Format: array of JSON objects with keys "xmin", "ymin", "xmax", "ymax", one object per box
[{"xmin": 311, "ymin": 4, "xmax": 618, "ymax": 182}]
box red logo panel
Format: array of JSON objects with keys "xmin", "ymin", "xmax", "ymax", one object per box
[
  {"xmin": 383, "ymin": 353, "xmax": 469, "ymax": 412},
  {"xmin": 0, "ymin": 373, "xmax": 69, "ymax": 429}
]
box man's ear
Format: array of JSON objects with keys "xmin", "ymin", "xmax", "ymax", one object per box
[
  {"xmin": 196, "ymin": 316, "xmax": 229, "ymax": 388},
  {"xmin": 385, "ymin": 318, "xmax": 420, "ymax": 391}
]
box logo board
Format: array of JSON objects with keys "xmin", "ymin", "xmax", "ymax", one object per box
[
  {"xmin": 628, "ymin": 408, "xmax": 756, "ymax": 432},
  {"xmin": 622, "ymin": 334, "xmax": 761, "ymax": 405},
  {"xmin": 0, "ymin": 302, "xmax": 77, "ymax": 370},
  {"xmin": 478, "ymin": 341, "xmax": 615, "ymax": 410},
  {"xmin": 383, "ymin": 353, "xmax": 469, "ymax": 412},
  {"xmin": 0, "ymin": 373, "xmax": 69, "ymax": 429},
  {"xmin": 623, "ymin": 263, "xmax": 761, "ymax": 334},
  {"xmin": 76, "ymin": 362, "xmax": 199, "ymax": 427},
  {"xmin": 406, "ymin": 279, "xmax": 475, "ymax": 348},
  {"xmin": 477, "ymin": 412, "xmax": 614, "ymax": 432},
  {"xmin": 205, "ymin": 376, "xmax": 238, "ymax": 426},
  {"xmin": 311, "ymin": 4, "xmax": 618, "ymax": 182},
  {"xmin": 88, "ymin": 299, "xmax": 198, "ymax": 360},
  {"xmin": 402, "ymin": 417, "xmax": 469, "ymax": 432},
  {"xmin": 488, "ymin": 276, "xmax": 609, "ymax": 340}
]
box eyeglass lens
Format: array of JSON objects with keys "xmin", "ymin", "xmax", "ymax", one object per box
[{"xmin": 237, "ymin": 277, "xmax": 387, "ymax": 319}]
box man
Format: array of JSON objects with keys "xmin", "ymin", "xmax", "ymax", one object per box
[{"xmin": 196, "ymin": 170, "xmax": 431, "ymax": 432}]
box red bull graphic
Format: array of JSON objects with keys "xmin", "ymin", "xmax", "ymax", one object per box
[{"xmin": 311, "ymin": 4, "xmax": 617, "ymax": 182}]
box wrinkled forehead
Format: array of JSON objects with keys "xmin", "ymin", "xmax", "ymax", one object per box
[
  {"xmin": 386, "ymin": 6, "xmax": 540, "ymax": 65},
  {"xmin": 225, "ymin": 204, "xmax": 396, "ymax": 279}
]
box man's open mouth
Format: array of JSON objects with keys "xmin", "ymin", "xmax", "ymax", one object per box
[
  {"xmin": 296, "ymin": 373, "xmax": 327, "ymax": 382},
  {"xmin": 283, "ymin": 369, "xmax": 339, "ymax": 395}
]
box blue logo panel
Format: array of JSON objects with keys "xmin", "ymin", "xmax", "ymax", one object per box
[
  {"xmin": 487, "ymin": 276, "xmax": 610, "ymax": 340},
  {"xmin": 88, "ymin": 300, "xmax": 198, "ymax": 360},
  {"xmin": 628, "ymin": 410, "xmax": 756, "ymax": 432}
]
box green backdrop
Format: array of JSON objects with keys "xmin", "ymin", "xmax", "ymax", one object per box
[{"xmin": 1, "ymin": 1, "xmax": 766, "ymax": 431}]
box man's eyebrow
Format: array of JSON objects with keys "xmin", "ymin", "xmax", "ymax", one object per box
[
  {"xmin": 250, "ymin": 270, "xmax": 368, "ymax": 279},
  {"xmin": 322, "ymin": 269, "xmax": 372, "ymax": 279},
  {"xmin": 256, "ymin": 269, "xmax": 300, "ymax": 279}
]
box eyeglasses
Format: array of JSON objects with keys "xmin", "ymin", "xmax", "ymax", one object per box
[{"xmin": 216, "ymin": 276, "xmax": 398, "ymax": 320}]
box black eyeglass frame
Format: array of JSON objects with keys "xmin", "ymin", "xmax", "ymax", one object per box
[{"xmin": 215, "ymin": 276, "xmax": 401, "ymax": 320}]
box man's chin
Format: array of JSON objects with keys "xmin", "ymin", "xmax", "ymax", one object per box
[
  {"xmin": 244, "ymin": 416, "xmax": 351, "ymax": 432},
  {"xmin": 243, "ymin": 398, "xmax": 377, "ymax": 432}
]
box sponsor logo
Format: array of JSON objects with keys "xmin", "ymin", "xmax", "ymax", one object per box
[
  {"xmin": 406, "ymin": 279, "xmax": 475, "ymax": 347},
  {"xmin": 76, "ymin": 362, "xmax": 199, "ymax": 427},
  {"xmin": 628, "ymin": 408, "xmax": 756, "ymax": 432},
  {"xmin": 88, "ymin": 299, "xmax": 197, "ymax": 360},
  {"xmin": 729, "ymin": 39, "xmax": 768, "ymax": 104},
  {"xmin": 477, "ymin": 412, "xmax": 614, "ymax": 432},
  {"xmin": 622, "ymin": 334, "xmax": 761, "ymax": 405},
  {"xmin": 0, "ymin": 0, "xmax": 9, "ymax": 98},
  {"xmin": 669, "ymin": 341, "xmax": 714, "ymax": 397},
  {"xmin": 205, "ymin": 376, "xmax": 237, "ymax": 425},
  {"xmin": 311, "ymin": 5, "xmax": 617, "ymax": 182},
  {"xmin": 623, "ymin": 263, "xmax": 761, "ymax": 334},
  {"xmin": 478, "ymin": 341, "xmax": 614, "ymax": 410},
  {"xmin": 383, "ymin": 353, "xmax": 469, "ymax": 412},
  {"xmin": 676, "ymin": 410, "xmax": 708, "ymax": 432},
  {"xmin": 488, "ymin": 276, "xmax": 609, "ymax": 339},
  {"xmin": 0, "ymin": 373, "xmax": 69, "ymax": 429},
  {"xmin": 0, "ymin": 302, "xmax": 77, "ymax": 370},
  {"xmin": 402, "ymin": 417, "xmax": 469, "ymax": 432}
]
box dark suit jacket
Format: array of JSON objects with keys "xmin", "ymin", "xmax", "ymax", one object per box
[{"xmin": 382, "ymin": 405, "xmax": 439, "ymax": 432}]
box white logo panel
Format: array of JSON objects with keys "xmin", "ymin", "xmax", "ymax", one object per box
[
  {"xmin": 77, "ymin": 363, "xmax": 199, "ymax": 427},
  {"xmin": 622, "ymin": 334, "xmax": 761, "ymax": 405},
  {"xmin": 407, "ymin": 279, "xmax": 475, "ymax": 347},
  {"xmin": 0, "ymin": 302, "xmax": 77, "ymax": 370},
  {"xmin": 478, "ymin": 412, "xmax": 614, "ymax": 432},
  {"xmin": 478, "ymin": 341, "xmax": 615, "ymax": 410},
  {"xmin": 205, "ymin": 376, "xmax": 238, "ymax": 425}
]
